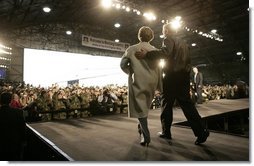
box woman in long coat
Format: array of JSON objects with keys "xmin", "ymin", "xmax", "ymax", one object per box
[{"xmin": 120, "ymin": 26, "xmax": 162, "ymax": 146}]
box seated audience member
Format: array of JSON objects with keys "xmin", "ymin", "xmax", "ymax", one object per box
[
  {"xmin": 10, "ymin": 93, "xmax": 23, "ymax": 109},
  {"xmin": 19, "ymin": 91, "xmax": 30, "ymax": 108},
  {"xmin": 0, "ymin": 92, "xmax": 26, "ymax": 161}
]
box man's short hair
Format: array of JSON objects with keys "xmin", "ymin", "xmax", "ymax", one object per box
[
  {"xmin": 163, "ymin": 23, "xmax": 175, "ymax": 36},
  {"xmin": 0, "ymin": 92, "xmax": 12, "ymax": 105},
  {"xmin": 163, "ymin": 23, "xmax": 171, "ymax": 31}
]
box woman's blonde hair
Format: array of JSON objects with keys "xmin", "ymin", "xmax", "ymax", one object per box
[{"xmin": 138, "ymin": 26, "xmax": 154, "ymax": 42}]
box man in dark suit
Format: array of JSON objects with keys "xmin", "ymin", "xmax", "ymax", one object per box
[
  {"xmin": 135, "ymin": 23, "xmax": 209, "ymax": 145},
  {"xmin": 193, "ymin": 67, "xmax": 203, "ymax": 104},
  {"xmin": 0, "ymin": 92, "xmax": 26, "ymax": 160}
]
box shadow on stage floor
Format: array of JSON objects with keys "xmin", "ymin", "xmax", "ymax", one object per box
[{"xmin": 27, "ymin": 98, "xmax": 249, "ymax": 161}]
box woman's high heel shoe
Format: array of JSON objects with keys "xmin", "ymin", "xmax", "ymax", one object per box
[
  {"xmin": 140, "ymin": 133, "xmax": 150, "ymax": 146},
  {"xmin": 140, "ymin": 141, "xmax": 149, "ymax": 146}
]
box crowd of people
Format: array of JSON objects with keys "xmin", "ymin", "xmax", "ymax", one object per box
[
  {"xmin": 0, "ymin": 81, "xmax": 128, "ymax": 122},
  {"xmin": 190, "ymin": 82, "xmax": 249, "ymax": 104},
  {"xmin": 0, "ymin": 79, "xmax": 248, "ymax": 123}
]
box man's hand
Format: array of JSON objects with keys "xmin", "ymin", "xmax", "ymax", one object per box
[{"xmin": 135, "ymin": 49, "xmax": 148, "ymax": 59}]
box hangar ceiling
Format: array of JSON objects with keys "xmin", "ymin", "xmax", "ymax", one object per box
[{"xmin": 0, "ymin": 0, "xmax": 249, "ymax": 66}]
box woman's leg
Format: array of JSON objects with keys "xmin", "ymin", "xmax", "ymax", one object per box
[{"xmin": 138, "ymin": 117, "xmax": 150, "ymax": 145}]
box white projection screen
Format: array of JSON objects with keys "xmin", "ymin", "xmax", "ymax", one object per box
[{"xmin": 24, "ymin": 48, "xmax": 128, "ymax": 87}]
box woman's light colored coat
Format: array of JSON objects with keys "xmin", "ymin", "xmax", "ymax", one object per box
[{"xmin": 120, "ymin": 42, "xmax": 162, "ymax": 118}]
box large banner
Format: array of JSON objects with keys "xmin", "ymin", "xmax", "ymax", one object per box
[{"xmin": 82, "ymin": 35, "xmax": 130, "ymax": 52}]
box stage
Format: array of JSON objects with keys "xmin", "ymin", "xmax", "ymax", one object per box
[{"xmin": 28, "ymin": 98, "xmax": 249, "ymax": 161}]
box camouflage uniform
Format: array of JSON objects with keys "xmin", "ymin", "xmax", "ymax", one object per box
[
  {"xmin": 68, "ymin": 93, "xmax": 81, "ymax": 118},
  {"xmin": 79, "ymin": 92, "xmax": 91, "ymax": 117},
  {"xmin": 52, "ymin": 93, "xmax": 67, "ymax": 119},
  {"xmin": 35, "ymin": 91, "xmax": 53, "ymax": 121}
]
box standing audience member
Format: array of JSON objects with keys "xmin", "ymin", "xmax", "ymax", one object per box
[
  {"xmin": 235, "ymin": 78, "xmax": 248, "ymax": 98},
  {"xmin": 135, "ymin": 23, "xmax": 209, "ymax": 145},
  {"xmin": 120, "ymin": 26, "xmax": 162, "ymax": 146},
  {"xmin": 0, "ymin": 92, "xmax": 26, "ymax": 160},
  {"xmin": 193, "ymin": 67, "xmax": 203, "ymax": 104}
]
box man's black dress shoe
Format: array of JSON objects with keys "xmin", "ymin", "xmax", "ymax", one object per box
[
  {"xmin": 195, "ymin": 129, "xmax": 210, "ymax": 145},
  {"xmin": 157, "ymin": 131, "xmax": 172, "ymax": 140}
]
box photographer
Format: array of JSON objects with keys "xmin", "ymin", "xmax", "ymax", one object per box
[{"xmin": 98, "ymin": 89, "xmax": 118, "ymax": 113}]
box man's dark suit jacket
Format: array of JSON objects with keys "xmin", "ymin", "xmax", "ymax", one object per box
[
  {"xmin": 0, "ymin": 105, "xmax": 26, "ymax": 161},
  {"xmin": 146, "ymin": 36, "xmax": 191, "ymax": 73}
]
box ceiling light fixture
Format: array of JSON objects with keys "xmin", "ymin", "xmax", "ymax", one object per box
[
  {"xmin": 114, "ymin": 23, "xmax": 121, "ymax": 28},
  {"xmin": 66, "ymin": 31, "xmax": 72, "ymax": 35},
  {"xmin": 191, "ymin": 43, "xmax": 196, "ymax": 47},
  {"xmin": 236, "ymin": 52, "xmax": 242, "ymax": 56},
  {"xmin": 211, "ymin": 29, "xmax": 217, "ymax": 34},
  {"xmin": 115, "ymin": 39, "xmax": 120, "ymax": 42},
  {"xmin": 184, "ymin": 26, "xmax": 223, "ymax": 42},
  {"xmin": 115, "ymin": 3, "xmax": 121, "ymax": 9},
  {"xmin": 126, "ymin": 7, "xmax": 130, "ymax": 12},
  {"xmin": 43, "ymin": 7, "xmax": 51, "ymax": 13}
]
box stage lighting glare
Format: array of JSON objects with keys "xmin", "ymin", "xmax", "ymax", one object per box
[
  {"xmin": 170, "ymin": 16, "xmax": 182, "ymax": 30},
  {"xmin": 160, "ymin": 35, "xmax": 164, "ymax": 38},
  {"xmin": 0, "ymin": 49, "xmax": 10, "ymax": 54},
  {"xmin": 66, "ymin": 31, "xmax": 72, "ymax": 35},
  {"xmin": 114, "ymin": 23, "xmax": 121, "ymax": 28},
  {"xmin": 162, "ymin": 73, "xmax": 166, "ymax": 78},
  {"xmin": 191, "ymin": 43, "xmax": 196, "ymax": 47},
  {"xmin": 116, "ymin": 4, "xmax": 121, "ymax": 9},
  {"xmin": 122, "ymin": 5, "xmax": 126, "ymax": 9},
  {"xmin": 170, "ymin": 20, "xmax": 181, "ymax": 30},
  {"xmin": 43, "ymin": 7, "xmax": 51, "ymax": 13},
  {"xmin": 101, "ymin": 0, "xmax": 112, "ymax": 9},
  {"xmin": 159, "ymin": 59, "xmax": 165, "ymax": 68},
  {"xmin": 143, "ymin": 12, "xmax": 156, "ymax": 21},
  {"xmin": 175, "ymin": 16, "xmax": 182, "ymax": 21},
  {"xmin": 115, "ymin": 39, "xmax": 120, "ymax": 42},
  {"xmin": 136, "ymin": 11, "xmax": 141, "ymax": 15}
]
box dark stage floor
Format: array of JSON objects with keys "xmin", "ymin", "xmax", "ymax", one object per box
[{"xmin": 28, "ymin": 98, "xmax": 249, "ymax": 161}]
